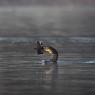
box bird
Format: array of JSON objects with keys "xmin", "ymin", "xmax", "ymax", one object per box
[{"xmin": 34, "ymin": 41, "xmax": 58, "ymax": 64}]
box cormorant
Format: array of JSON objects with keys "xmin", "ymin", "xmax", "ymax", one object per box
[{"xmin": 34, "ymin": 41, "xmax": 58, "ymax": 64}]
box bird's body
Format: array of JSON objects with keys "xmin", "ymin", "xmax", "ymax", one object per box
[{"xmin": 35, "ymin": 41, "xmax": 58, "ymax": 64}]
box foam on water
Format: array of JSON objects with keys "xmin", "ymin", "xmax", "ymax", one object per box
[
  {"xmin": 0, "ymin": 37, "xmax": 95, "ymax": 44},
  {"xmin": 84, "ymin": 60, "xmax": 95, "ymax": 63},
  {"xmin": 40, "ymin": 60, "xmax": 95, "ymax": 65}
]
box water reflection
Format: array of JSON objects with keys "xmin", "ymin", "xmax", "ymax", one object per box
[{"xmin": 0, "ymin": 53, "xmax": 95, "ymax": 95}]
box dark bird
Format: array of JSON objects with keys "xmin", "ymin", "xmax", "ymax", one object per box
[{"xmin": 34, "ymin": 41, "xmax": 58, "ymax": 64}]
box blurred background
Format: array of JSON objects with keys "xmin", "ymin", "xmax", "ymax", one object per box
[{"xmin": 0, "ymin": 0, "xmax": 95, "ymax": 37}]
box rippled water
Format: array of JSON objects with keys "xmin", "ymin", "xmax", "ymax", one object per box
[{"xmin": 0, "ymin": 36, "xmax": 95, "ymax": 95}]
